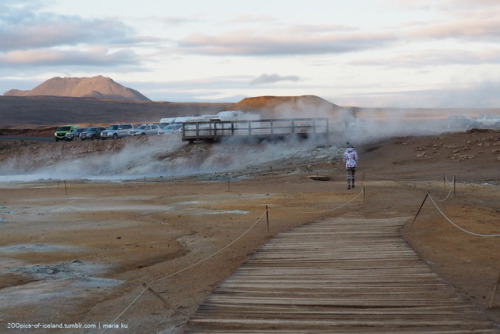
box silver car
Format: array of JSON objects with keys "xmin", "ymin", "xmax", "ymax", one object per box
[
  {"xmin": 100, "ymin": 124, "xmax": 134, "ymax": 139},
  {"xmin": 158, "ymin": 123, "xmax": 183, "ymax": 134},
  {"xmin": 131, "ymin": 124, "xmax": 160, "ymax": 136}
]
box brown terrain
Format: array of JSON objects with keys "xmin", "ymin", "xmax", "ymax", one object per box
[
  {"xmin": 0, "ymin": 127, "xmax": 498, "ymax": 333},
  {"xmin": 1, "ymin": 80, "xmax": 499, "ymax": 332},
  {"xmin": 4, "ymin": 76, "xmax": 150, "ymax": 102}
]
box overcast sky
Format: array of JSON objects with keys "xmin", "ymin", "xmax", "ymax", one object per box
[{"xmin": 2, "ymin": 0, "xmax": 500, "ymax": 107}]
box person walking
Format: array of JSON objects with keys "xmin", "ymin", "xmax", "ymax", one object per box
[{"xmin": 342, "ymin": 142, "xmax": 358, "ymax": 190}]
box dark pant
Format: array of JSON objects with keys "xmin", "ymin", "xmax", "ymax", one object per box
[{"xmin": 346, "ymin": 167, "xmax": 356, "ymax": 188}]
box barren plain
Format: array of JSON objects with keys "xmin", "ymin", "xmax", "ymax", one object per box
[{"xmin": 0, "ymin": 128, "xmax": 499, "ymax": 333}]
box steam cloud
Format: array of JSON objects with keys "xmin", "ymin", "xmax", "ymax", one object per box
[
  {"xmin": 0, "ymin": 134, "xmax": 337, "ymax": 182},
  {"xmin": 0, "ymin": 103, "xmax": 481, "ymax": 182}
]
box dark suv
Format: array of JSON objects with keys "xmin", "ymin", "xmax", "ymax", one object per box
[
  {"xmin": 65, "ymin": 127, "xmax": 86, "ymax": 141},
  {"xmin": 80, "ymin": 127, "xmax": 107, "ymax": 140}
]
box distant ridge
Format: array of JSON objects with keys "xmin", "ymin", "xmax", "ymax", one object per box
[
  {"xmin": 0, "ymin": 93, "xmax": 344, "ymax": 129},
  {"xmin": 4, "ymin": 75, "xmax": 150, "ymax": 102}
]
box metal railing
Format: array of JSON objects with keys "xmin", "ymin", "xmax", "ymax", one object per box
[{"xmin": 182, "ymin": 118, "xmax": 329, "ymax": 142}]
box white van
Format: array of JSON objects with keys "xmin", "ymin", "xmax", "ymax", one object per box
[
  {"xmin": 160, "ymin": 117, "xmax": 176, "ymax": 125},
  {"xmin": 211, "ymin": 111, "xmax": 260, "ymax": 121}
]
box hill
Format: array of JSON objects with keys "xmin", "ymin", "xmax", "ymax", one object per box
[
  {"xmin": 4, "ymin": 76, "xmax": 150, "ymax": 102},
  {"xmin": 232, "ymin": 95, "xmax": 344, "ymax": 118}
]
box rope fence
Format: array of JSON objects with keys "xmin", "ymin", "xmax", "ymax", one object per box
[
  {"xmin": 103, "ymin": 209, "xmax": 269, "ymax": 333},
  {"xmin": 427, "ymin": 193, "xmax": 500, "ymax": 238},
  {"xmin": 434, "ymin": 175, "xmax": 455, "ymax": 202},
  {"xmin": 101, "ymin": 187, "xmax": 364, "ymax": 332},
  {"xmin": 101, "ymin": 171, "xmax": 498, "ymax": 331}
]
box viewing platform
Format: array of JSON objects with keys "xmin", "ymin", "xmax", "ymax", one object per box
[{"xmin": 181, "ymin": 118, "xmax": 329, "ymax": 142}]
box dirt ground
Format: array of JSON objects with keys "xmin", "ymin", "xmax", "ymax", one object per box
[{"xmin": 0, "ymin": 129, "xmax": 499, "ymax": 333}]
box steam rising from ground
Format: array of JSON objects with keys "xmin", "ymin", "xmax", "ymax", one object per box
[
  {"xmin": 0, "ymin": 134, "xmax": 339, "ymax": 182},
  {"xmin": 271, "ymin": 99, "xmax": 467, "ymax": 142},
  {"xmin": 0, "ymin": 103, "xmax": 486, "ymax": 182}
]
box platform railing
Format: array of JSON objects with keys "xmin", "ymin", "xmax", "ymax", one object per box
[{"xmin": 182, "ymin": 118, "xmax": 329, "ymax": 142}]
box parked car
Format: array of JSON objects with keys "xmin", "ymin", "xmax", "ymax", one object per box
[
  {"xmin": 65, "ymin": 127, "xmax": 86, "ymax": 141},
  {"xmin": 80, "ymin": 127, "xmax": 106, "ymax": 140},
  {"xmin": 100, "ymin": 123, "xmax": 134, "ymax": 139},
  {"xmin": 131, "ymin": 124, "xmax": 160, "ymax": 136},
  {"xmin": 55, "ymin": 125, "xmax": 80, "ymax": 141},
  {"xmin": 159, "ymin": 123, "xmax": 183, "ymax": 134}
]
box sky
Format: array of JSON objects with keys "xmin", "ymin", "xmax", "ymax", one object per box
[{"xmin": 1, "ymin": 0, "xmax": 500, "ymax": 108}]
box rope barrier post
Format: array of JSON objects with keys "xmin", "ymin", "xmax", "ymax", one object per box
[
  {"xmin": 453, "ymin": 176, "xmax": 456, "ymax": 198},
  {"xmin": 142, "ymin": 283, "xmax": 168, "ymax": 308},
  {"xmin": 410, "ymin": 192, "xmax": 429, "ymax": 230},
  {"xmin": 64, "ymin": 180, "xmax": 67, "ymax": 196},
  {"xmin": 361, "ymin": 171, "xmax": 365, "ymax": 187},
  {"xmin": 443, "ymin": 173, "xmax": 446, "ymax": 190},
  {"xmin": 489, "ymin": 271, "xmax": 500, "ymax": 309},
  {"xmin": 266, "ymin": 205, "xmax": 270, "ymax": 234},
  {"xmin": 227, "ymin": 180, "xmax": 231, "ymax": 192},
  {"xmin": 363, "ymin": 186, "xmax": 366, "ymax": 202}
]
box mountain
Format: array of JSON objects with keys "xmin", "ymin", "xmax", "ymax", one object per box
[
  {"xmin": 3, "ymin": 76, "xmax": 150, "ymax": 102},
  {"xmin": 231, "ymin": 95, "xmax": 343, "ymax": 118}
]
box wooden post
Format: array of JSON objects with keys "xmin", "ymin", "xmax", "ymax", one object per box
[
  {"xmin": 64, "ymin": 181, "xmax": 67, "ymax": 196},
  {"xmin": 227, "ymin": 180, "xmax": 231, "ymax": 191},
  {"xmin": 443, "ymin": 173, "xmax": 446, "ymax": 190},
  {"xmin": 363, "ymin": 186, "xmax": 366, "ymax": 202},
  {"xmin": 143, "ymin": 283, "xmax": 168, "ymax": 308},
  {"xmin": 453, "ymin": 176, "xmax": 456, "ymax": 197},
  {"xmin": 361, "ymin": 171, "xmax": 366, "ymax": 186},
  {"xmin": 266, "ymin": 205, "xmax": 270, "ymax": 234},
  {"xmin": 410, "ymin": 193, "xmax": 429, "ymax": 230},
  {"xmin": 489, "ymin": 271, "xmax": 500, "ymax": 309}
]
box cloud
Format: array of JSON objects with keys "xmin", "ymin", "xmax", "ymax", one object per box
[
  {"xmin": 390, "ymin": 1, "xmax": 500, "ymax": 42},
  {"xmin": 179, "ymin": 26, "xmax": 395, "ymax": 56},
  {"xmin": 0, "ymin": 1, "xmax": 147, "ymax": 69},
  {"xmin": 0, "ymin": 1, "xmax": 141, "ymax": 52},
  {"xmin": 0, "ymin": 48, "xmax": 140, "ymax": 67},
  {"xmin": 408, "ymin": 15, "xmax": 500, "ymax": 41},
  {"xmin": 250, "ymin": 73, "xmax": 300, "ymax": 85},
  {"xmin": 387, "ymin": 0, "xmax": 499, "ymax": 11},
  {"xmin": 0, "ymin": 12, "xmax": 134, "ymax": 52},
  {"xmin": 350, "ymin": 47, "xmax": 500, "ymax": 67},
  {"xmin": 343, "ymin": 80, "xmax": 500, "ymax": 108}
]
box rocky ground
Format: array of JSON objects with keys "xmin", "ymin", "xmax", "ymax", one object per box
[{"xmin": 0, "ymin": 129, "xmax": 499, "ymax": 333}]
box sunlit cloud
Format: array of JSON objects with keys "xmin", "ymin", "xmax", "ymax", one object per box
[
  {"xmin": 179, "ymin": 26, "xmax": 395, "ymax": 56},
  {"xmin": 0, "ymin": 48, "xmax": 140, "ymax": 67},
  {"xmin": 408, "ymin": 15, "xmax": 500, "ymax": 41},
  {"xmin": 0, "ymin": 13, "xmax": 134, "ymax": 52}
]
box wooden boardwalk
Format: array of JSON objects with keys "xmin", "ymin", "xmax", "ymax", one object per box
[{"xmin": 185, "ymin": 217, "xmax": 499, "ymax": 333}]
